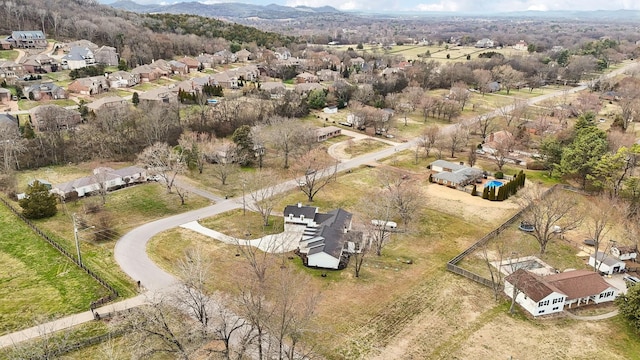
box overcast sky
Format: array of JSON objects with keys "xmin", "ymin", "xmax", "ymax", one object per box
[{"xmin": 125, "ymin": 0, "xmax": 640, "ymax": 12}]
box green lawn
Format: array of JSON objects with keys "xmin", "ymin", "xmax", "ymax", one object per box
[
  {"xmin": 0, "ymin": 50, "xmax": 18, "ymax": 61},
  {"xmin": 344, "ymin": 138, "xmax": 390, "ymax": 157},
  {"xmin": 199, "ymin": 209, "xmax": 284, "ymax": 239},
  {"xmin": 0, "ymin": 203, "xmax": 109, "ymax": 335},
  {"xmin": 18, "ymin": 99, "xmax": 77, "ymax": 111}
]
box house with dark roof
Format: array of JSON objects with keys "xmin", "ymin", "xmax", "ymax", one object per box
[
  {"xmin": 284, "ymin": 204, "xmax": 361, "ymax": 269},
  {"xmin": 67, "ymin": 76, "xmax": 107, "ymax": 96},
  {"xmin": 94, "ymin": 46, "xmax": 119, "ymax": 66},
  {"xmin": 138, "ymin": 87, "xmax": 178, "ymax": 105},
  {"xmin": 20, "ymin": 54, "xmax": 57, "ymax": 73},
  {"xmin": 430, "ymin": 160, "xmax": 483, "ymax": 188},
  {"xmin": 505, "ymin": 269, "xmax": 618, "ymax": 317},
  {"xmin": 0, "ymin": 113, "xmax": 19, "ymax": 129},
  {"xmin": 29, "ymin": 105, "xmax": 81, "ymax": 131},
  {"xmin": 8, "ymin": 31, "xmax": 47, "ymax": 48},
  {"xmin": 24, "ymin": 82, "xmax": 66, "ymax": 101},
  {"xmin": 0, "ymin": 88, "xmax": 12, "ymax": 104}
]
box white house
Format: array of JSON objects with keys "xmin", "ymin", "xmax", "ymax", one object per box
[
  {"xmin": 505, "ymin": 269, "xmax": 619, "ymax": 317},
  {"xmin": 611, "ymin": 245, "xmax": 638, "ymax": 261},
  {"xmin": 504, "ymin": 269, "xmax": 566, "ymax": 317},
  {"xmin": 51, "ymin": 166, "xmax": 146, "ymax": 199},
  {"xmin": 285, "ymin": 205, "xmax": 361, "ymax": 270},
  {"xmin": 589, "ymin": 251, "xmax": 626, "ymax": 274}
]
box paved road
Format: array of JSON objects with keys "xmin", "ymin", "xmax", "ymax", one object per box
[{"xmin": 2, "ymin": 60, "xmax": 637, "ymax": 350}]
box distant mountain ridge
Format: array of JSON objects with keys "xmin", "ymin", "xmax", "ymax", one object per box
[{"xmin": 107, "ymin": 0, "xmax": 341, "ymax": 20}]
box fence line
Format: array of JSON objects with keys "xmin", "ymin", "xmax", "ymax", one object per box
[
  {"xmin": 446, "ymin": 184, "xmax": 569, "ymax": 287},
  {"xmin": 0, "ymin": 197, "xmax": 119, "ymax": 307}
]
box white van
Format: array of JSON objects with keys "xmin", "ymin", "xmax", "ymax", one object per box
[{"xmin": 371, "ymin": 219, "xmax": 398, "ymax": 230}]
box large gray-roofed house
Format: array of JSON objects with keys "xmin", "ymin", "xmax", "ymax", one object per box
[
  {"xmin": 430, "ymin": 160, "xmax": 483, "ymax": 188},
  {"xmin": 0, "ymin": 113, "xmax": 18, "ymax": 129},
  {"xmin": 9, "ymin": 31, "xmax": 46, "ymax": 48},
  {"xmin": 290, "ymin": 205, "xmax": 361, "ymax": 270}
]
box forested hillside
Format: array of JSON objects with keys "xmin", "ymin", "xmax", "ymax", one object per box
[{"xmin": 0, "ymin": 0, "xmax": 295, "ymax": 66}]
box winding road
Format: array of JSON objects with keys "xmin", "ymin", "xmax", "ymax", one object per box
[{"xmin": 1, "ymin": 60, "xmax": 638, "ymax": 349}]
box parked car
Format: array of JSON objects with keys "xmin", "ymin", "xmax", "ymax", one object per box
[{"xmin": 623, "ymin": 275, "xmax": 640, "ymax": 285}]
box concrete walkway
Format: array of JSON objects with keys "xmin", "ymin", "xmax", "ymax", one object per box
[
  {"xmin": 180, "ymin": 221, "xmax": 301, "ymax": 253},
  {"xmin": 0, "ymin": 294, "xmax": 147, "ymax": 348},
  {"xmin": 564, "ymin": 309, "xmax": 619, "ymax": 321}
]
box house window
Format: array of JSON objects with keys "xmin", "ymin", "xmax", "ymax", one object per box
[
  {"xmin": 552, "ymin": 298, "xmax": 562, "ymax": 304},
  {"xmin": 538, "ymin": 300, "xmax": 550, "ymax": 307},
  {"xmin": 552, "ymin": 307, "xmax": 559, "ymax": 311},
  {"xmin": 538, "ymin": 309, "xmax": 545, "ymax": 314}
]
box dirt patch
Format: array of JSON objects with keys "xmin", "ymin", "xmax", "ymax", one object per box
[{"xmin": 424, "ymin": 183, "xmax": 520, "ymax": 224}]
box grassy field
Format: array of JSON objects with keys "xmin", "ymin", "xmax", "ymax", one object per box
[
  {"xmin": 0, "ymin": 50, "xmax": 18, "ymax": 61},
  {"xmin": 199, "ymin": 209, "xmax": 284, "ymax": 239},
  {"xmin": 18, "ymin": 98, "xmax": 77, "ymax": 111},
  {"xmin": 343, "ymin": 138, "xmax": 390, "ymax": 157},
  {"xmin": 0, "ymin": 203, "xmax": 109, "ymax": 335}
]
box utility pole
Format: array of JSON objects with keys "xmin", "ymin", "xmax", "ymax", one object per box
[
  {"xmin": 73, "ymin": 213, "xmax": 82, "ymax": 266},
  {"xmin": 242, "ymin": 180, "xmax": 246, "ymax": 216}
]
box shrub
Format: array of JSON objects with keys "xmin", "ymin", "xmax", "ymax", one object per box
[
  {"xmin": 471, "ymin": 185, "xmax": 477, "ymax": 196},
  {"xmin": 526, "ymin": 161, "xmax": 547, "ymax": 170},
  {"xmin": 495, "ymin": 171, "xmax": 504, "ymax": 179}
]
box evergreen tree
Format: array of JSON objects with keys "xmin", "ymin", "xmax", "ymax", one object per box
[
  {"xmin": 482, "ymin": 186, "xmax": 489, "ymax": 199},
  {"xmin": 19, "ymin": 181, "xmax": 58, "ymax": 219},
  {"xmin": 231, "ymin": 125, "xmax": 254, "ymax": 166},
  {"xmin": 489, "ymin": 186, "xmax": 496, "ymax": 201},
  {"xmin": 132, "ymin": 91, "xmax": 140, "ymax": 106}
]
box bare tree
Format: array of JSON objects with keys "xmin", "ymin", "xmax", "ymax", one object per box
[
  {"xmin": 360, "ymin": 188, "xmax": 397, "ymax": 256},
  {"xmin": 0, "ymin": 122, "xmax": 26, "ymax": 173},
  {"xmin": 498, "ymin": 98, "xmax": 528, "ymax": 128},
  {"xmin": 446, "ymin": 123, "xmax": 469, "ymax": 158},
  {"xmin": 488, "ymin": 132, "xmax": 516, "ymax": 171},
  {"xmin": 476, "ymin": 114, "xmax": 496, "ymax": 139},
  {"xmin": 419, "ymin": 125, "xmax": 441, "ymax": 158},
  {"xmin": 480, "ymin": 238, "xmax": 507, "ymax": 301},
  {"xmin": 519, "ymin": 186, "xmax": 582, "ymax": 255},
  {"xmin": 210, "ymin": 293, "xmax": 250, "ymax": 360},
  {"xmin": 243, "ymin": 170, "xmax": 283, "ymax": 227},
  {"xmin": 473, "ymin": 68, "xmax": 493, "ymax": 96},
  {"xmin": 210, "ymin": 140, "xmax": 240, "ymax": 186},
  {"xmin": 129, "ymin": 296, "xmax": 198, "ymax": 360},
  {"xmin": 382, "ymin": 175, "xmax": 423, "ymax": 231},
  {"xmin": 346, "ymin": 224, "xmax": 369, "ymax": 278},
  {"xmin": 138, "ymin": 142, "xmax": 187, "ymax": 194},
  {"xmin": 178, "ymin": 131, "xmax": 216, "ymax": 174},
  {"xmin": 450, "ymin": 81, "xmax": 471, "ymax": 111},
  {"xmin": 292, "ymin": 148, "xmax": 337, "ymax": 202},
  {"xmin": 586, "ymin": 196, "xmax": 620, "ymax": 272},
  {"xmin": 174, "ymin": 247, "xmax": 213, "ymax": 328},
  {"xmin": 267, "ymin": 117, "xmax": 315, "ymax": 169}
]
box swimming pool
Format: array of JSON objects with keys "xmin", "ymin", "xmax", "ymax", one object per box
[{"xmin": 484, "ymin": 180, "xmax": 503, "ymax": 188}]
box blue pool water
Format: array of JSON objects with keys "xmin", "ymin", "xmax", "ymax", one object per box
[{"xmin": 484, "ymin": 180, "xmax": 503, "ymax": 188}]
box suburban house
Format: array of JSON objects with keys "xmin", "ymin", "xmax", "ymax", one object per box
[
  {"xmin": 210, "ymin": 72, "xmax": 238, "ymax": 89},
  {"xmin": 168, "ymin": 60, "xmax": 188, "ymax": 75},
  {"xmin": 138, "ymin": 87, "xmax": 178, "ymax": 105},
  {"xmin": 259, "ymin": 82, "xmax": 286, "ymax": 98},
  {"xmin": 317, "ymin": 69, "xmax": 340, "ymax": 82},
  {"xmin": 513, "ymin": 40, "xmax": 528, "ymax": 51},
  {"xmin": 0, "ymin": 39, "xmax": 11, "ymax": 50},
  {"xmin": 285, "ymin": 204, "xmax": 361, "ymax": 270},
  {"xmin": 106, "ymin": 71, "xmax": 139, "ymax": 88},
  {"xmin": 430, "ymin": 160, "xmax": 483, "ymax": 188},
  {"xmin": 0, "ymin": 113, "xmax": 19, "ymax": 128},
  {"xmin": 0, "ymin": 88, "xmax": 12, "ymax": 104},
  {"xmin": 62, "ymin": 46, "xmax": 96, "ymax": 70},
  {"xmin": 86, "ymin": 96, "xmax": 129, "ymax": 113},
  {"xmin": 94, "ymin": 46, "xmax": 119, "ymax": 66},
  {"xmin": 213, "ymin": 50, "xmax": 237, "ymax": 63},
  {"xmin": 235, "ymin": 49, "xmax": 252, "ymax": 62},
  {"xmin": 589, "ymin": 251, "xmax": 626, "ymax": 274},
  {"xmin": 131, "ymin": 64, "xmax": 166, "ymax": 82},
  {"xmin": 275, "ymin": 48, "xmax": 291, "ymax": 60},
  {"xmin": 0, "ymin": 60, "xmax": 24, "ymax": 79},
  {"xmin": 29, "ymin": 105, "xmax": 82, "ymax": 131},
  {"xmin": 295, "ymin": 82, "xmax": 324, "ymax": 95},
  {"xmin": 314, "ymin": 126, "xmax": 342, "ymax": 142},
  {"xmin": 482, "ymin": 130, "xmax": 514, "ymax": 155},
  {"xmin": 296, "ymin": 72, "xmax": 319, "ymax": 84},
  {"xmin": 67, "ymin": 76, "xmax": 108, "ymax": 95},
  {"xmin": 232, "ymin": 65, "xmax": 260, "ymax": 82},
  {"xmin": 350, "ymin": 57, "xmax": 366, "ymax": 68},
  {"xmin": 178, "ymin": 57, "xmax": 200, "ymax": 72},
  {"xmin": 51, "ymin": 166, "xmax": 147, "ymax": 200},
  {"xmin": 505, "ymin": 269, "xmax": 618, "ymax": 317},
  {"xmin": 611, "ymin": 245, "xmax": 638, "ymax": 261},
  {"xmin": 20, "ymin": 54, "xmax": 57, "ymax": 73},
  {"xmin": 475, "ymin": 38, "xmax": 495, "ymax": 48},
  {"xmin": 196, "ymin": 54, "xmax": 215, "ymax": 69},
  {"xmin": 24, "ymin": 82, "xmax": 66, "ymax": 100},
  {"xmin": 8, "ymin": 31, "xmax": 47, "ymax": 48}
]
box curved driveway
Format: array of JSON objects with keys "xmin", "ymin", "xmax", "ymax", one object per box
[{"xmin": 115, "ymin": 60, "xmax": 639, "ymax": 294}]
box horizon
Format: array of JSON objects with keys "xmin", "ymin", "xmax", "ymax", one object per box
[{"xmin": 100, "ymin": 0, "xmax": 640, "ymax": 13}]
